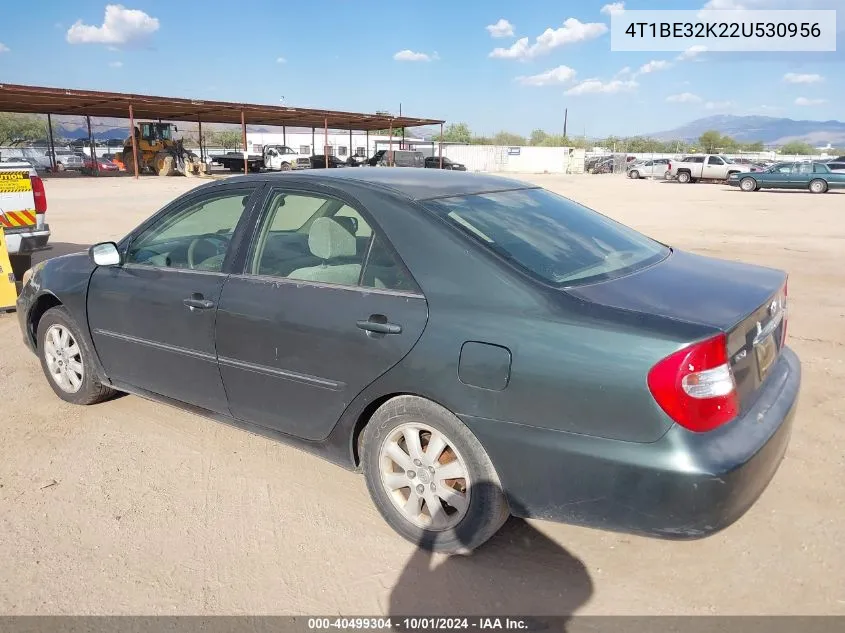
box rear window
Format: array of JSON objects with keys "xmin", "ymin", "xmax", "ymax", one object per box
[{"xmin": 422, "ymin": 188, "xmax": 668, "ymax": 287}]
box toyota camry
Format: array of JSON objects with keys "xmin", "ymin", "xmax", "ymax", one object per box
[{"xmin": 17, "ymin": 169, "xmax": 800, "ymax": 553}]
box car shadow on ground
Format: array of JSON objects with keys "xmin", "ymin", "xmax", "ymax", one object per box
[{"xmin": 389, "ymin": 483, "xmax": 593, "ymax": 627}]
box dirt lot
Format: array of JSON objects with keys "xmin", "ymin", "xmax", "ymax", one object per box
[{"xmin": 1, "ymin": 174, "xmax": 843, "ymax": 615}]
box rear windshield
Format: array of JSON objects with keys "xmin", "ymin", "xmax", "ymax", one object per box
[{"xmin": 421, "ymin": 188, "xmax": 668, "ymax": 286}]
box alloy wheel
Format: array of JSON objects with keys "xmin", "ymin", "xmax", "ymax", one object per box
[
  {"xmin": 378, "ymin": 423, "xmax": 471, "ymax": 531},
  {"xmin": 43, "ymin": 324, "xmax": 84, "ymax": 393}
]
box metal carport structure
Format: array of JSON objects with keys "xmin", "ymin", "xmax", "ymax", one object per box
[{"xmin": 0, "ymin": 83, "xmax": 446, "ymax": 177}]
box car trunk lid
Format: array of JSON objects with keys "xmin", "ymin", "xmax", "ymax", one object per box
[{"xmin": 566, "ymin": 249, "xmax": 788, "ymax": 411}]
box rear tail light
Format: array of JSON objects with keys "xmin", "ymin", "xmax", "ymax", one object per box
[
  {"xmin": 30, "ymin": 175, "xmax": 47, "ymax": 214},
  {"xmin": 648, "ymin": 333, "xmax": 738, "ymax": 433}
]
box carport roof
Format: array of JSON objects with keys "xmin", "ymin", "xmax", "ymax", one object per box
[{"xmin": 0, "ymin": 83, "xmax": 444, "ymax": 131}]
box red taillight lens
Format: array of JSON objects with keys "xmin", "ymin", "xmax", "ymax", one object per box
[
  {"xmin": 30, "ymin": 175, "xmax": 47, "ymax": 214},
  {"xmin": 667, "ymin": 162, "xmax": 672, "ymax": 171},
  {"xmin": 647, "ymin": 333, "xmax": 738, "ymax": 433}
]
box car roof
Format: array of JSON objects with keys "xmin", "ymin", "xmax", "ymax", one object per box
[{"xmin": 230, "ymin": 167, "xmax": 537, "ymax": 201}]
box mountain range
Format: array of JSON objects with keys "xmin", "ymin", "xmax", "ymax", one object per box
[{"xmin": 649, "ymin": 115, "xmax": 845, "ymax": 146}]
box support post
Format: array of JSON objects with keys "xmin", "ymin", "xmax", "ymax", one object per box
[
  {"xmin": 349, "ymin": 128, "xmax": 352, "ymax": 163},
  {"xmin": 366, "ymin": 130, "xmax": 369, "ymax": 160},
  {"xmin": 388, "ymin": 121, "xmax": 393, "ymax": 167},
  {"xmin": 198, "ymin": 117, "xmax": 204, "ymax": 163},
  {"xmin": 129, "ymin": 104, "xmax": 139, "ymax": 180},
  {"xmin": 46, "ymin": 114, "xmax": 56, "ymax": 172},
  {"xmin": 241, "ymin": 110, "xmax": 248, "ymax": 173},
  {"xmin": 439, "ymin": 123, "xmax": 443, "ymax": 169},
  {"xmin": 283, "ymin": 126, "xmax": 286, "ymax": 146},
  {"xmin": 86, "ymin": 115, "xmax": 98, "ymax": 175},
  {"xmin": 312, "ymin": 127, "xmax": 315, "ymax": 155},
  {"xmin": 324, "ymin": 116, "xmax": 329, "ymax": 167},
  {"xmin": 400, "ymin": 103, "xmax": 404, "ymax": 150}
]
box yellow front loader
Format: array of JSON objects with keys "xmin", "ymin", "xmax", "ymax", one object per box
[{"xmin": 115, "ymin": 122, "xmax": 201, "ymax": 177}]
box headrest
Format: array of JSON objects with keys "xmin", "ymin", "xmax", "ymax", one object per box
[
  {"xmin": 308, "ymin": 217, "xmax": 357, "ymax": 260},
  {"xmin": 333, "ymin": 216, "xmax": 357, "ymax": 236}
]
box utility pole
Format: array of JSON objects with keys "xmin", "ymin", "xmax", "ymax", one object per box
[{"xmin": 563, "ymin": 108, "xmax": 568, "ymax": 139}]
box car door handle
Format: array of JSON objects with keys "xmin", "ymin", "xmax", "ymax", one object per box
[
  {"xmin": 357, "ymin": 317, "xmax": 402, "ymax": 335},
  {"xmin": 183, "ymin": 295, "xmax": 215, "ymax": 310}
]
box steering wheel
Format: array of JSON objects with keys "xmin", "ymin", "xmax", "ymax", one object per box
[{"xmin": 187, "ymin": 234, "xmax": 229, "ymax": 270}]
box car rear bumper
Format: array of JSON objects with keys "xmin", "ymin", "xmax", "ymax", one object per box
[
  {"xmin": 462, "ymin": 347, "xmax": 800, "ymax": 539},
  {"xmin": 3, "ymin": 224, "xmax": 51, "ymax": 255}
]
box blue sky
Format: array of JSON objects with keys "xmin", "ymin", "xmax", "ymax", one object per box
[{"xmin": 0, "ymin": 1, "xmax": 841, "ymax": 137}]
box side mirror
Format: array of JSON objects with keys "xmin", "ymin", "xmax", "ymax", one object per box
[
  {"xmin": 89, "ymin": 242, "xmax": 121, "ymax": 267},
  {"xmin": 348, "ymin": 216, "xmax": 358, "ymax": 234}
]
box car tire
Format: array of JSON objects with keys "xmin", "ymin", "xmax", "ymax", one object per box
[
  {"xmin": 809, "ymin": 179, "xmax": 827, "ymax": 194},
  {"xmin": 56, "ymin": 161, "xmax": 65, "ymax": 172},
  {"xmin": 37, "ymin": 306, "xmax": 116, "ymax": 405},
  {"xmin": 362, "ymin": 395, "xmax": 510, "ymax": 554},
  {"xmin": 629, "ymin": 170, "xmax": 640, "ymax": 179},
  {"xmin": 677, "ymin": 171, "xmax": 691, "ymax": 184},
  {"xmin": 740, "ymin": 177, "xmax": 757, "ymax": 192},
  {"xmin": 280, "ymin": 162, "xmax": 292, "ymax": 171}
]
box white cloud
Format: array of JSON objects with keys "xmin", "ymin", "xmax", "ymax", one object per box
[
  {"xmin": 704, "ymin": 100, "xmax": 734, "ymax": 110},
  {"xmin": 783, "ymin": 72, "xmax": 823, "ymax": 84},
  {"xmin": 677, "ymin": 45, "xmax": 707, "ymax": 61},
  {"xmin": 276, "ymin": 56, "xmax": 286, "ymax": 64},
  {"xmin": 667, "ymin": 92, "xmax": 702, "ymax": 103},
  {"xmin": 108, "ymin": 60, "xmax": 123, "ymax": 68},
  {"xmin": 490, "ymin": 18, "xmax": 607, "ymax": 60},
  {"xmin": 702, "ymin": 0, "xmax": 745, "ymax": 8},
  {"xmin": 638, "ymin": 59, "xmax": 671, "ymax": 74},
  {"xmin": 795, "ymin": 97, "xmax": 827, "ymax": 106},
  {"xmin": 393, "ymin": 49, "xmax": 434, "ymax": 62},
  {"xmin": 517, "ymin": 65, "xmax": 577, "ymax": 86},
  {"xmin": 565, "ymin": 78, "xmax": 638, "ymax": 95},
  {"xmin": 600, "ymin": 2, "xmax": 625, "ymax": 15},
  {"xmin": 486, "ymin": 19, "xmax": 514, "ymax": 38},
  {"xmin": 489, "ymin": 37, "xmax": 530, "ymax": 59},
  {"xmin": 0, "ymin": 43, "xmax": 9, "ymax": 53},
  {"xmin": 67, "ymin": 4, "xmax": 159, "ymax": 45},
  {"xmin": 614, "ymin": 66, "xmax": 632, "ymax": 78}
]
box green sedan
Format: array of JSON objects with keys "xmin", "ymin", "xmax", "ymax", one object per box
[{"xmin": 728, "ymin": 161, "xmax": 845, "ymax": 193}]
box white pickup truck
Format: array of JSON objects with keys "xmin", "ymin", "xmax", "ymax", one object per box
[
  {"xmin": 0, "ymin": 161, "xmax": 50, "ymax": 272},
  {"xmin": 667, "ymin": 155, "xmax": 744, "ymax": 183}
]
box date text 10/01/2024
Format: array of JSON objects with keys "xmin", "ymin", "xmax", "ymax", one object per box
[
  {"xmin": 624, "ymin": 22, "xmax": 821, "ymax": 39},
  {"xmin": 307, "ymin": 618, "xmax": 532, "ymax": 630}
]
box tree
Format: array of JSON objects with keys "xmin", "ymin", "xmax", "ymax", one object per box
[
  {"xmin": 437, "ymin": 122, "xmax": 472, "ymax": 144},
  {"xmin": 215, "ymin": 130, "xmax": 243, "ymax": 150},
  {"xmin": 492, "ymin": 131, "xmax": 526, "ymax": 146},
  {"xmin": 742, "ymin": 141, "xmax": 765, "ymax": 152},
  {"xmin": 0, "ymin": 113, "xmax": 47, "ymax": 146},
  {"xmin": 779, "ymin": 141, "xmax": 815, "ymax": 155},
  {"xmin": 698, "ymin": 130, "xmax": 722, "ymax": 153},
  {"xmin": 374, "ymin": 127, "xmax": 405, "ymax": 137},
  {"xmin": 529, "ymin": 129, "xmax": 548, "ymax": 146}
]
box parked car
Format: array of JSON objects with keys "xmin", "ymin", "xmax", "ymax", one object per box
[
  {"xmin": 51, "ymin": 150, "xmax": 84, "ymax": 171},
  {"xmin": 16, "ymin": 169, "xmax": 800, "ymax": 553},
  {"xmin": 667, "ymin": 155, "xmax": 743, "ymax": 183},
  {"xmin": 367, "ymin": 149, "xmax": 424, "ymax": 168},
  {"xmin": 310, "ymin": 154, "xmax": 347, "ymax": 169},
  {"xmin": 83, "ymin": 157, "xmax": 120, "ymax": 173},
  {"xmin": 627, "ymin": 159, "xmax": 670, "ymax": 179},
  {"xmin": 729, "ymin": 161, "xmax": 845, "ymax": 193},
  {"xmin": 424, "ymin": 156, "xmax": 467, "ymax": 171}
]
